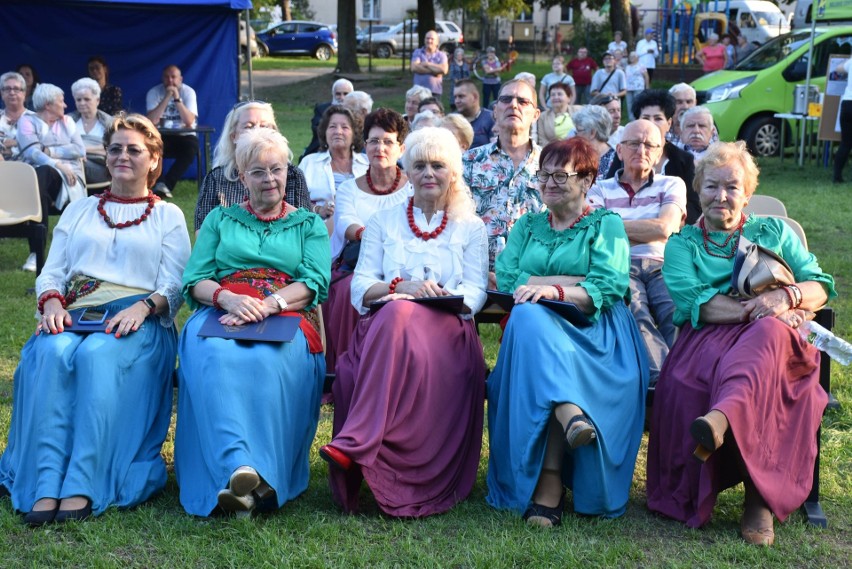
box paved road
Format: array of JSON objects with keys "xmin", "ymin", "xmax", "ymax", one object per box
[{"xmin": 240, "ymin": 67, "xmax": 334, "ymax": 90}]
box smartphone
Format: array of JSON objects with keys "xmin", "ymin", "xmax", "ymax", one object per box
[{"xmin": 79, "ymin": 308, "xmax": 108, "ymax": 325}]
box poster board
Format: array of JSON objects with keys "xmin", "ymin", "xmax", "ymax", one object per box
[{"xmin": 819, "ymin": 54, "xmax": 850, "ymax": 142}]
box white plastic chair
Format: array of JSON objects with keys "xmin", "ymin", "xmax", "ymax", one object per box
[
  {"xmin": 744, "ymin": 194, "xmax": 788, "ymax": 217},
  {"xmin": 0, "ymin": 162, "xmax": 46, "ymax": 275}
]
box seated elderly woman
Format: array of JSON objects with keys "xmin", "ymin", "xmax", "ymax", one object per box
[
  {"xmin": 68, "ymin": 77, "xmax": 114, "ymax": 188},
  {"xmin": 16, "ymin": 64, "xmax": 40, "ymax": 110},
  {"xmin": 646, "ymin": 142, "xmax": 835, "ymax": 546},
  {"xmin": 298, "ymin": 105, "xmax": 368, "ymax": 233},
  {"xmin": 323, "ymin": 108, "xmax": 413, "ymax": 374},
  {"xmin": 572, "ymin": 105, "xmax": 615, "ymax": 179},
  {"xmin": 176, "ymin": 128, "xmax": 330, "ymax": 517},
  {"xmin": 0, "ymin": 71, "xmax": 30, "ymax": 161},
  {"xmin": 440, "ymin": 113, "xmax": 474, "ymax": 151},
  {"xmin": 537, "ymin": 83, "xmax": 579, "ymax": 145},
  {"xmin": 193, "ymin": 101, "xmax": 310, "ymax": 232},
  {"xmin": 343, "ymin": 91, "xmax": 373, "ymax": 124},
  {"xmin": 486, "ymin": 137, "xmax": 648, "ymax": 526},
  {"xmin": 17, "ymin": 83, "xmax": 87, "ymax": 271},
  {"xmin": 319, "ymin": 127, "xmax": 488, "ymax": 517},
  {"xmin": 403, "ymin": 85, "xmax": 433, "ymax": 122},
  {"xmin": 0, "ymin": 114, "xmax": 191, "ymax": 525},
  {"xmin": 87, "ymin": 56, "xmax": 123, "ymax": 115}
]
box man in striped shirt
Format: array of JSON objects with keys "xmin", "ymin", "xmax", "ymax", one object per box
[{"xmin": 587, "ymin": 119, "xmax": 686, "ymax": 385}]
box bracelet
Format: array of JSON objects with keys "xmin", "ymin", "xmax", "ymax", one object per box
[
  {"xmin": 38, "ymin": 291, "xmax": 67, "ymax": 314},
  {"xmin": 355, "ymin": 226, "xmax": 365, "ymax": 241},
  {"xmin": 143, "ymin": 297, "xmax": 157, "ymax": 315},
  {"xmin": 212, "ymin": 286, "xmax": 226, "ymax": 310},
  {"xmin": 788, "ymin": 283, "xmax": 802, "ymax": 308},
  {"xmin": 553, "ymin": 284, "xmax": 565, "ymax": 302},
  {"xmin": 389, "ymin": 277, "xmax": 403, "ymax": 294},
  {"xmin": 781, "ymin": 286, "xmax": 796, "ymax": 310}
]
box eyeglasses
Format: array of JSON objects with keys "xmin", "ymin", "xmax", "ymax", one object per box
[
  {"xmin": 106, "ymin": 144, "xmax": 148, "ymax": 157},
  {"xmin": 232, "ymin": 99, "xmax": 269, "ymax": 110},
  {"xmin": 621, "ymin": 140, "xmax": 662, "ymax": 152},
  {"xmin": 246, "ymin": 166, "xmax": 287, "ymax": 180},
  {"xmin": 1, "ymin": 86, "xmax": 24, "ymax": 93},
  {"xmin": 366, "ymin": 137, "xmax": 398, "ymax": 147},
  {"xmin": 497, "ymin": 95, "xmax": 534, "ymax": 107},
  {"xmin": 535, "ymin": 170, "xmax": 579, "ymax": 184}
]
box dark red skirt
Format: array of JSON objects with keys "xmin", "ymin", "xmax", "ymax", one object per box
[
  {"xmin": 646, "ymin": 317, "xmax": 828, "ymax": 528},
  {"xmin": 322, "ymin": 269, "xmax": 360, "ymax": 375},
  {"xmin": 328, "ymin": 300, "xmax": 486, "ymax": 517}
]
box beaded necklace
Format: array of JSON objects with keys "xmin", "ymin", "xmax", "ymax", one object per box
[
  {"xmin": 246, "ymin": 201, "xmax": 288, "ymax": 222},
  {"xmin": 407, "ymin": 198, "xmax": 449, "ymax": 240},
  {"xmin": 97, "ymin": 190, "xmax": 156, "ymax": 229},
  {"xmin": 366, "ymin": 166, "xmax": 402, "ymax": 195},
  {"xmin": 700, "ymin": 213, "xmax": 746, "ymax": 259},
  {"xmin": 548, "ymin": 205, "xmax": 591, "ymax": 231}
]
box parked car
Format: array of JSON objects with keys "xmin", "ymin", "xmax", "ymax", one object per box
[
  {"xmin": 693, "ymin": 26, "xmax": 852, "ymax": 156},
  {"xmin": 363, "ymin": 20, "xmax": 463, "ymax": 58},
  {"xmin": 239, "ymin": 19, "xmax": 259, "ymax": 63},
  {"xmin": 257, "ymin": 20, "xmax": 338, "ymax": 60}
]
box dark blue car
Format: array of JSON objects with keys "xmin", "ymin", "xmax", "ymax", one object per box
[{"xmin": 257, "ymin": 20, "xmax": 337, "ymax": 60}]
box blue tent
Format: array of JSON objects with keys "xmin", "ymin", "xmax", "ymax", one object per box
[{"xmin": 1, "ymin": 0, "xmax": 252, "ymax": 169}]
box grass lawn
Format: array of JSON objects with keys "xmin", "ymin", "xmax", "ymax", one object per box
[{"xmin": 0, "ymin": 62, "xmax": 850, "ymax": 567}]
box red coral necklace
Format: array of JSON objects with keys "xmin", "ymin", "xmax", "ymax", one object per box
[
  {"xmin": 98, "ymin": 190, "xmax": 156, "ymax": 229},
  {"xmin": 246, "ymin": 201, "xmax": 288, "ymax": 222},
  {"xmin": 366, "ymin": 166, "xmax": 402, "ymax": 195},
  {"xmin": 407, "ymin": 198, "xmax": 449, "ymax": 240}
]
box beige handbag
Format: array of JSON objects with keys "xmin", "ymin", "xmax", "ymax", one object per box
[{"xmin": 730, "ymin": 235, "xmax": 794, "ymax": 299}]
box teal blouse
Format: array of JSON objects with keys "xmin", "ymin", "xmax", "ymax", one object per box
[
  {"xmin": 663, "ymin": 215, "xmax": 836, "ymax": 329},
  {"xmin": 495, "ymin": 208, "xmax": 631, "ymax": 323},
  {"xmin": 182, "ymin": 205, "xmax": 331, "ymax": 311}
]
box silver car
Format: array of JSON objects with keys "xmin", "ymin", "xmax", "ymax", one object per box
[{"xmin": 363, "ymin": 20, "xmax": 463, "ymax": 58}]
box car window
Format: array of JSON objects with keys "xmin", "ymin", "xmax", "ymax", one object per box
[
  {"xmin": 782, "ymin": 34, "xmax": 852, "ymax": 81},
  {"xmin": 300, "ymin": 24, "xmax": 321, "ymax": 33},
  {"xmin": 278, "ymin": 23, "xmax": 296, "ymax": 34},
  {"xmin": 445, "ymin": 23, "xmax": 460, "ymax": 33},
  {"xmin": 735, "ymin": 30, "xmax": 813, "ymax": 71}
]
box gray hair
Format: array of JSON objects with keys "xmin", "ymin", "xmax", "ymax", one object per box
[
  {"xmin": 235, "ymin": 127, "xmax": 290, "ymax": 175},
  {"xmin": 669, "ymin": 82, "xmax": 696, "ymax": 99},
  {"xmin": 0, "ymin": 71, "xmax": 25, "ymax": 90},
  {"xmin": 331, "ymin": 78, "xmax": 353, "ymax": 97},
  {"xmin": 71, "ymin": 77, "xmax": 101, "ymax": 100},
  {"xmin": 573, "ymin": 105, "xmax": 612, "ymax": 143},
  {"xmin": 680, "ymin": 105, "xmax": 714, "ymax": 130},
  {"xmin": 411, "ymin": 109, "xmax": 442, "ymax": 130},
  {"xmin": 440, "ymin": 113, "xmax": 474, "ymax": 151},
  {"xmin": 32, "ymin": 83, "xmax": 64, "ymax": 111},
  {"xmin": 405, "ymin": 85, "xmax": 432, "ymax": 102},
  {"xmin": 213, "ymin": 101, "xmax": 278, "ymax": 180},
  {"xmin": 343, "ymin": 91, "xmax": 373, "ymax": 116}
]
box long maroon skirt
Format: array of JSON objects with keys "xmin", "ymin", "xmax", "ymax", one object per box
[
  {"xmin": 328, "ymin": 300, "xmax": 486, "ymax": 517},
  {"xmin": 646, "ymin": 317, "xmax": 827, "ymax": 528},
  {"xmin": 322, "ymin": 268, "xmax": 360, "ymax": 374}
]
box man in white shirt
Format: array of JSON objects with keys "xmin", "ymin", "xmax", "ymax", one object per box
[
  {"xmin": 146, "ymin": 64, "xmax": 198, "ymax": 198},
  {"xmin": 588, "ymin": 120, "xmax": 686, "ymax": 384},
  {"xmin": 635, "ymin": 28, "xmax": 659, "ymax": 81}
]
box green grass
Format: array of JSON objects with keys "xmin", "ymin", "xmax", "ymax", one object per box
[{"xmin": 0, "ymin": 71, "xmax": 850, "ymax": 567}]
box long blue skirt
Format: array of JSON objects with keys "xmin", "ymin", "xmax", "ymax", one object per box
[
  {"xmin": 0, "ymin": 297, "xmax": 177, "ymax": 515},
  {"xmin": 486, "ymin": 302, "xmax": 648, "ymax": 518},
  {"xmin": 175, "ymin": 307, "xmax": 325, "ymax": 517}
]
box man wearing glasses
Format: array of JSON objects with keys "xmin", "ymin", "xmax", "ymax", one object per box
[
  {"xmin": 588, "ymin": 120, "xmax": 686, "ymax": 385},
  {"xmin": 462, "ymin": 79, "xmax": 544, "ymax": 288},
  {"xmin": 146, "ymin": 64, "xmax": 198, "ymax": 199}
]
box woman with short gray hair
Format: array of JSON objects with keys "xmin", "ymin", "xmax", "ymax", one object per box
[
  {"xmin": 572, "ymin": 105, "xmax": 615, "ymax": 178},
  {"xmin": 69, "ymin": 77, "xmax": 114, "ymax": 188},
  {"xmin": 0, "ymin": 71, "xmax": 30, "ymax": 161}
]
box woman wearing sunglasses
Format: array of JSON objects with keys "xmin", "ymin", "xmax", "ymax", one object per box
[
  {"xmin": 176, "ymin": 128, "xmax": 330, "ymax": 518},
  {"xmin": 486, "ymin": 137, "xmax": 648, "ymax": 527},
  {"xmin": 0, "ymin": 114, "xmax": 191, "ymax": 525},
  {"xmin": 193, "ymin": 100, "xmax": 311, "ymax": 233}
]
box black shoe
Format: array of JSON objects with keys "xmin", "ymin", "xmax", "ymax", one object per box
[
  {"xmin": 522, "ymin": 491, "xmax": 566, "ymax": 528},
  {"xmin": 54, "ymin": 502, "xmax": 92, "ymax": 523},
  {"xmin": 153, "ymin": 182, "xmax": 173, "ymax": 199},
  {"xmin": 23, "ymin": 506, "xmax": 59, "ymax": 527}
]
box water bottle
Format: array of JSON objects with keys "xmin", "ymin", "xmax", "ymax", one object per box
[{"xmin": 799, "ymin": 320, "xmax": 852, "ymax": 366}]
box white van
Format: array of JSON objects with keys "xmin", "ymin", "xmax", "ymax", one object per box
[
  {"xmin": 793, "ymin": 0, "xmax": 852, "ymax": 29},
  {"xmin": 723, "ymin": 0, "xmax": 790, "ymax": 44}
]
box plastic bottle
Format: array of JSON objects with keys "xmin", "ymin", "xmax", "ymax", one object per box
[{"xmin": 799, "ymin": 320, "xmax": 852, "ymax": 366}]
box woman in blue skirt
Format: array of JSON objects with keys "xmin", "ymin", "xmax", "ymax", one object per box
[
  {"xmin": 486, "ymin": 137, "xmax": 648, "ymax": 526},
  {"xmin": 176, "ymin": 128, "xmax": 330, "ymax": 517},
  {"xmin": 0, "ymin": 114, "xmax": 191, "ymax": 526}
]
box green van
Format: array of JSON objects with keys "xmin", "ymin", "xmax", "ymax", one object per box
[{"xmin": 692, "ymin": 26, "xmax": 852, "ymax": 156}]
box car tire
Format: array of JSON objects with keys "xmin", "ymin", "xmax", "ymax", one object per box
[
  {"xmin": 741, "ymin": 116, "xmax": 782, "ymax": 157},
  {"xmin": 375, "ymin": 44, "xmax": 393, "ymax": 59},
  {"xmin": 258, "ymin": 42, "xmax": 269, "ymax": 57},
  {"xmin": 314, "ymin": 44, "xmax": 333, "ymax": 61}
]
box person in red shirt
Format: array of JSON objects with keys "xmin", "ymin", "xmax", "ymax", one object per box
[{"xmin": 567, "ymin": 47, "xmax": 598, "ymax": 104}]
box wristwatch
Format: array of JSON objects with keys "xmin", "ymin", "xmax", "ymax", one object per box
[
  {"xmin": 143, "ymin": 297, "xmax": 157, "ymax": 315},
  {"xmin": 270, "ymin": 293, "xmax": 288, "ymax": 312},
  {"xmin": 174, "ymin": 98, "xmax": 182, "ymax": 104}
]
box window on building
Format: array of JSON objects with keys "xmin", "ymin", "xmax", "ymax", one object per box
[
  {"xmin": 517, "ymin": 0, "xmax": 534, "ymax": 22},
  {"xmin": 363, "ymin": 0, "xmax": 381, "ymax": 21},
  {"xmin": 561, "ymin": 6, "xmax": 573, "ymax": 24}
]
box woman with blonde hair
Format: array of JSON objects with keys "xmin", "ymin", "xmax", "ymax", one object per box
[{"xmin": 320, "ymin": 126, "xmax": 488, "ymax": 517}]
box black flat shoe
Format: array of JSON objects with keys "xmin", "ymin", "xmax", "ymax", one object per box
[
  {"xmin": 54, "ymin": 502, "xmax": 92, "ymax": 523},
  {"xmin": 23, "ymin": 506, "xmax": 59, "ymax": 527},
  {"xmin": 522, "ymin": 492, "xmax": 566, "ymax": 528}
]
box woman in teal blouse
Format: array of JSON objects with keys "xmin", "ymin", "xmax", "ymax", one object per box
[
  {"xmin": 647, "ymin": 142, "xmax": 835, "ymax": 546},
  {"xmin": 175, "ymin": 128, "xmax": 331, "ymax": 517},
  {"xmin": 486, "ymin": 138, "xmax": 649, "ymax": 526}
]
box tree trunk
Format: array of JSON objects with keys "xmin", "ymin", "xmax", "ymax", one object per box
[
  {"xmin": 280, "ymin": 0, "xmax": 291, "ymax": 21},
  {"xmin": 611, "ymin": 0, "xmax": 634, "ymax": 49},
  {"xmin": 417, "ymin": 0, "xmax": 436, "ymax": 47},
  {"xmin": 337, "ymin": 0, "xmax": 360, "ymax": 73}
]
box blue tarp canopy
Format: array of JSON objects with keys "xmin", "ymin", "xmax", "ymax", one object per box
[{"xmin": 1, "ymin": 0, "xmax": 253, "ymax": 172}]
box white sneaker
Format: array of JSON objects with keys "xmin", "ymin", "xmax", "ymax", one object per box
[
  {"xmin": 21, "ymin": 253, "xmax": 36, "ymax": 272},
  {"xmin": 229, "ymin": 466, "xmax": 260, "ymax": 496},
  {"xmin": 217, "ymin": 488, "xmax": 255, "ymax": 514}
]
